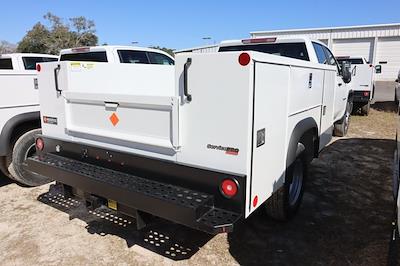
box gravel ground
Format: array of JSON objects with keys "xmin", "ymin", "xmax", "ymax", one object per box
[{"xmin": 0, "ymin": 105, "xmax": 397, "ymax": 266}]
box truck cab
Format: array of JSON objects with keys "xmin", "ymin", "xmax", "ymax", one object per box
[
  {"xmin": 219, "ymin": 37, "xmax": 353, "ymax": 136},
  {"xmin": 0, "ymin": 53, "xmax": 58, "ymax": 186},
  {"xmin": 336, "ymin": 56, "xmax": 375, "ymax": 115}
]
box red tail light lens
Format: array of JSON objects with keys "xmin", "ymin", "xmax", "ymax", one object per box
[
  {"xmin": 242, "ymin": 37, "xmax": 276, "ymax": 44},
  {"xmin": 363, "ymin": 91, "xmax": 370, "ymax": 97},
  {"xmin": 36, "ymin": 64, "xmax": 41, "ymax": 72},
  {"xmin": 238, "ymin": 53, "xmax": 251, "ymax": 66},
  {"xmin": 220, "ymin": 179, "xmax": 238, "ymax": 198},
  {"xmin": 35, "ymin": 138, "xmax": 44, "ymax": 151}
]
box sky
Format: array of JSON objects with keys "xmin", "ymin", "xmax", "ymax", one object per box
[{"xmin": 1, "ymin": 0, "xmax": 399, "ymax": 50}]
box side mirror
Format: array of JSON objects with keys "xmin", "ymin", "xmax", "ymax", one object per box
[
  {"xmin": 375, "ymin": 65, "xmax": 382, "ymax": 74},
  {"xmin": 341, "ymin": 62, "xmax": 352, "ymax": 84},
  {"xmin": 396, "ymin": 79, "xmax": 399, "ymax": 83}
]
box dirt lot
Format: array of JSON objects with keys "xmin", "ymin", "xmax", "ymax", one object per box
[{"xmin": 0, "ymin": 105, "xmax": 397, "ymax": 266}]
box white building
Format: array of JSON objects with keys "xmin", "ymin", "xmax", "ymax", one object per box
[{"xmin": 177, "ymin": 23, "xmax": 400, "ymax": 81}]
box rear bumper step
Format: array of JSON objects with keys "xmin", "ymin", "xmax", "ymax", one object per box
[{"xmin": 27, "ymin": 153, "xmax": 241, "ymax": 234}]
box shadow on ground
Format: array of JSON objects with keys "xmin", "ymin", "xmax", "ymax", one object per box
[
  {"xmin": 0, "ymin": 173, "xmax": 11, "ymax": 187},
  {"xmin": 228, "ymin": 138, "xmax": 396, "ymax": 265},
  {"xmin": 372, "ymin": 101, "xmax": 398, "ymax": 113},
  {"xmin": 37, "ymin": 138, "xmax": 396, "ymax": 264},
  {"xmin": 38, "ymin": 184, "xmax": 213, "ymax": 260}
]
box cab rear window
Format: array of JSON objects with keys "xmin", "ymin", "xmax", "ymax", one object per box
[
  {"xmin": 336, "ymin": 58, "xmax": 364, "ymax": 65},
  {"xmin": 0, "ymin": 58, "xmax": 13, "ymax": 70},
  {"xmin": 219, "ymin": 42, "xmax": 310, "ymax": 61},
  {"xmin": 22, "ymin": 57, "xmax": 58, "ymax": 70},
  {"xmin": 60, "ymin": 51, "xmax": 108, "ymax": 62}
]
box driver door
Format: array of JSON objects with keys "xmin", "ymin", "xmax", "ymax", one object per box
[{"xmin": 322, "ymin": 46, "xmax": 348, "ymax": 121}]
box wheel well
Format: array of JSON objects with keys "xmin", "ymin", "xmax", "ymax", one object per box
[
  {"xmin": 0, "ymin": 112, "xmax": 41, "ymax": 156},
  {"xmin": 299, "ymin": 128, "xmax": 319, "ymax": 163},
  {"xmin": 9, "ymin": 120, "xmax": 40, "ymax": 145},
  {"xmin": 286, "ymin": 118, "xmax": 319, "ymax": 169}
]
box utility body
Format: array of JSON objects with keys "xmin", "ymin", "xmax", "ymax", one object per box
[
  {"xmin": 0, "ymin": 53, "xmax": 58, "ymax": 186},
  {"xmin": 27, "ymin": 38, "xmax": 352, "ymax": 233}
]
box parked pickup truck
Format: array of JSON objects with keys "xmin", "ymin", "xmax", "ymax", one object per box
[
  {"xmin": 336, "ymin": 56, "xmax": 375, "ymax": 115},
  {"xmin": 26, "ymin": 37, "xmax": 352, "ymax": 234},
  {"xmin": 0, "ymin": 53, "xmax": 58, "ymax": 186}
]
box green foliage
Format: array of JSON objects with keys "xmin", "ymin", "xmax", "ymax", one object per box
[
  {"xmin": 149, "ymin": 46, "xmax": 175, "ymax": 57},
  {"xmin": 17, "ymin": 13, "xmax": 98, "ymax": 54}
]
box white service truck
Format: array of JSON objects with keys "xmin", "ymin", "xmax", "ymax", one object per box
[
  {"xmin": 336, "ymin": 56, "xmax": 375, "ymax": 115},
  {"xmin": 26, "ymin": 37, "xmax": 352, "ymax": 234},
  {"xmin": 0, "ymin": 53, "xmax": 58, "ymax": 186}
]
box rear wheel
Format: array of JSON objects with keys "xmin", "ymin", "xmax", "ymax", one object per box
[
  {"xmin": 265, "ymin": 152, "xmax": 307, "ymax": 220},
  {"xmin": 8, "ymin": 129, "xmax": 52, "ymax": 187},
  {"xmin": 333, "ymin": 101, "xmax": 351, "ymax": 137}
]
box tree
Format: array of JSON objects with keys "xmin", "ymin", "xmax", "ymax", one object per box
[
  {"xmin": 149, "ymin": 46, "xmax": 175, "ymax": 57},
  {"xmin": 17, "ymin": 23, "xmax": 50, "ymax": 54},
  {"xmin": 17, "ymin": 13, "xmax": 98, "ymax": 54},
  {"xmin": 0, "ymin": 40, "xmax": 16, "ymax": 54}
]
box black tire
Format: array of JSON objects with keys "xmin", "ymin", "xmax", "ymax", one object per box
[
  {"xmin": 333, "ymin": 101, "xmax": 351, "ymax": 137},
  {"xmin": 8, "ymin": 129, "xmax": 52, "ymax": 187},
  {"xmin": 360, "ymin": 102, "xmax": 370, "ymax": 116},
  {"xmin": 265, "ymin": 154, "xmax": 307, "ymax": 221}
]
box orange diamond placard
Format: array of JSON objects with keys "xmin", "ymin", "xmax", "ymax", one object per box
[{"xmin": 109, "ymin": 113, "xmax": 119, "ymax": 126}]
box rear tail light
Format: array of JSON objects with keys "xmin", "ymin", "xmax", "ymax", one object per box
[
  {"xmin": 220, "ymin": 179, "xmax": 238, "ymax": 198},
  {"xmin": 35, "ymin": 138, "xmax": 44, "ymax": 151},
  {"xmin": 36, "ymin": 64, "xmax": 41, "ymax": 72},
  {"xmin": 363, "ymin": 91, "xmax": 370, "ymax": 97},
  {"xmin": 238, "ymin": 53, "xmax": 251, "ymax": 66},
  {"xmin": 242, "ymin": 37, "xmax": 276, "ymax": 44}
]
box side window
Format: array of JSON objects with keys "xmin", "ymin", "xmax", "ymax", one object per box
[
  {"xmin": 22, "ymin": 57, "xmax": 58, "ymax": 70},
  {"xmin": 0, "ymin": 58, "xmax": 13, "ymax": 70},
  {"xmin": 312, "ymin": 43, "xmax": 327, "ymax": 64},
  {"xmin": 147, "ymin": 52, "xmax": 174, "ymax": 65},
  {"xmin": 118, "ymin": 50, "xmax": 149, "ymax": 64},
  {"xmin": 322, "ymin": 46, "xmax": 338, "ymax": 67}
]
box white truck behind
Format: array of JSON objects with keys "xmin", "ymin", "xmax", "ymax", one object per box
[
  {"xmin": 336, "ymin": 56, "xmax": 375, "ymax": 115},
  {"xmin": 0, "ymin": 53, "xmax": 58, "ymax": 186},
  {"xmin": 26, "ymin": 37, "xmax": 352, "ymax": 234}
]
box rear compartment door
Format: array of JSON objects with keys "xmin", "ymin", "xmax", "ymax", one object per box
[
  {"xmin": 175, "ymin": 53, "xmax": 253, "ymax": 174},
  {"xmin": 351, "ymin": 64, "xmax": 374, "ymax": 93},
  {"xmin": 60, "ymin": 62, "xmax": 178, "ymax": 157}
]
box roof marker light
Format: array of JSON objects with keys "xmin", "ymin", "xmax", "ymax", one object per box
[
  {"xmin": 242, "ymin": 37, "xmax": 277, "ymax": 44},
  {"xmin": 71, "ymin": 47, "xmax": 90, "ymax": 53}
]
